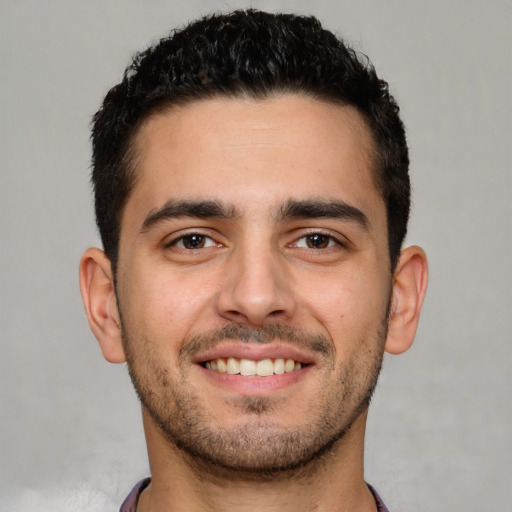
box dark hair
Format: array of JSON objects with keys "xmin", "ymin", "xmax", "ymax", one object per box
[{"xmin": 91, "ymin": 9, "xmax": 410, "ymax": 273}]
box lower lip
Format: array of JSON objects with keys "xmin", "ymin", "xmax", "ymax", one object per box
[{"xmin": 196, "ymin": 364, "xmax": 313, "ymax": 395}]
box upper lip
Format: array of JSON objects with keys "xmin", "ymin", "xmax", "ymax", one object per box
[{"xmin": 193, "ymin": 342, "xmax": 319, "ymax": 365}]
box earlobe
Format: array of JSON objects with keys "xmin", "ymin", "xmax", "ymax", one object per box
[
  {"xmin": 79, "ymin": 248, "xmax": 126, "ymax": 363},
  {"xmin": 385, "ymin": 245, "xmax": 428, "ymax": 355}
]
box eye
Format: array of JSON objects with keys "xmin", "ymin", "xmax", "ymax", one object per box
[
  {"xmin": 171, "ymin": 233, "xmax": 217, "ymax": 250},
  {"xmin": 294, "ymin": 233, "xmax": 340, "ymax": 249}
]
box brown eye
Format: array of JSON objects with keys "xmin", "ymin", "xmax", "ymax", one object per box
[
  {"xmin": 173, "ymin": 234, "xmax": 215, "ymax": 249},
  {"xmin": 303, "ymin": 233, "xmax": 334, "ymax": 249},
  {"xmin": 183, "ymin": 234, "xmax": 205, "ymax": 248},
  {"xmin": 306, "ymin": 234, "xmax": 330, "ymax": 248}
]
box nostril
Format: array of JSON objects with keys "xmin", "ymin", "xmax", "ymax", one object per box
[{"xmin": 215, "ymin": 279, "xmax": 296, "ymax": 326}]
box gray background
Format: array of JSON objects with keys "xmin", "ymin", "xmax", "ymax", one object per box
[{"xmin": 1, "ymin": 1, "xmax": 510, "ymax": 510}]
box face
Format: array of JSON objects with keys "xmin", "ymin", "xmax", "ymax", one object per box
[{"xmin": 115, "ymin": 95, "xmax": 392, "ymax": 474}]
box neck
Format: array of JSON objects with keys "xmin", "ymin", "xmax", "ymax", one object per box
[{"xmin": 138, "ymin": 409, "xmax": 377, "ymax": 512}]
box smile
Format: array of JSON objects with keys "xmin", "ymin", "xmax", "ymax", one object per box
[{"xmin": 202, "ymin": 357, "xmax": 306, "ymax": 376}]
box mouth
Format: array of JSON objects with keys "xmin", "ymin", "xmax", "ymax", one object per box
[{"xmin": 201, "ymin": 357, "xmax": 308, "ymax": 377}]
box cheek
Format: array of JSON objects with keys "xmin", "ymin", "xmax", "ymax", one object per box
[
  {"xmin": 301, "ymin": 266, "xmax": 390, "ymax": 340},
  {"xmin": 120, "ymin": 263, "xmax": 219, "ymax": 341}
]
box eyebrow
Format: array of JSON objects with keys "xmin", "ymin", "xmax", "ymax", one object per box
[
  {"xmin": 279, "ymin": 199, "xmax": 369, "ymax": 229},
  {"xmin": 140, "ymin": 197, "xmax": 369, "ymax": 233},
  {"xmin": 140, "ymin": 200, "xmax": 234, "ymax": 233}
]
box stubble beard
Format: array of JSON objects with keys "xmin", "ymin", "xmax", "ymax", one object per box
[{"xmin": 121, "ymin": 321, "xmax": 387, "ymax": 480}]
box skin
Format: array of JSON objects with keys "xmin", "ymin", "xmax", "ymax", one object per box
[{"xmin": 80, "ymin": 95, "xmax": 428, "ymax": 511}]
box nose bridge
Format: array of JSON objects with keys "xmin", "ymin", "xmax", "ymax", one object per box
[{"xmin": 216, "ymin": 233, "xmax": 295, "ymax": 325}]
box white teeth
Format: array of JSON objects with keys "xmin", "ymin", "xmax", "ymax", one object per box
[
  {"xmin": 205, "ymin": 357, "xmax": 305, "ymax": 376},
  {"xmin": 274, "ymin": 358, "xmax": 285, "ymax": 374},
  {"xmin": 240, "ymin": 359, "xmax": 257, "ymax": 376},
  {"xmin": 256, "ymin": 359, "xmax": 274, "ymax": 377},
  {"xmin": 216, "ymin": 358, "xmax": 227, "ymax": 373},
  {"xmin": 227, "ymin": 357, "xmax": 240, "ymax": 374},
  {"xmin": 284, "ymin": 359, "xmax": 295, "ymax": 373}
]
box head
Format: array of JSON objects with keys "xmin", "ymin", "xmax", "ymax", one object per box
[
  {"xmin": 81, "ymin": 10, "xmax": 427, "ymax": 479},
  {"xmin": 91, "ymin": 9, "xmax": 410, "ymax": 277}
]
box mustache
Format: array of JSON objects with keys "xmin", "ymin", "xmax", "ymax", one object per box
[{"xmin": 179, "ymin": 323, "xmax": 333, "ymax": 360}]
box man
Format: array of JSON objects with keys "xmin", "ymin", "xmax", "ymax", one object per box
[{"xmin": 79, "ymin": 9, "xmax": 428, "ymax": 512}]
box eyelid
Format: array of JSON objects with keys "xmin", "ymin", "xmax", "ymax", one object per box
[
  {"xmin": 175, "ymin": 235, "xmax": 216, "ymax": 250},
  {"xmin": 290, "ymin": 229, "xmax": 349, "ymax": 249},
  {"xmin": 163, "ymin": 229, "xmax": 223, "ymax": 249}
]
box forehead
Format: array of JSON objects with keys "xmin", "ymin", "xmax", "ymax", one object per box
[{"xmin": 124, "ymin": 94, "xmax": 383, "ymax": 229}]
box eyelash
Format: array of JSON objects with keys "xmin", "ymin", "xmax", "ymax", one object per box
[
  {"xmin": 165, "ymin": 232, "xmax": 219, "ymax": 250},
  {"xmin": 291, "ymin": 232, "xmax": 347, "ymax": 250},
  {"xmin": 164, "ymin": 230, "xmax": 346, "ymax": 252}
]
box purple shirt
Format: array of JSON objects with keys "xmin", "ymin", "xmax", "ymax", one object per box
[{"xmin": 120, "ymin": 478, "xmax": 390, "ymax": 511}]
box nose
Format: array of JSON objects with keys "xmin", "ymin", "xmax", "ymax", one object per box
[{"xmin": 215, "ymin": 242, "xmax": 297, "ymax": 327}]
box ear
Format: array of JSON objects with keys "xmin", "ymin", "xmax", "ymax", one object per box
[
  {"xmin": 79, "ymin": 247, "xmax": 126, "ymax": 363},
  {"xmin": 385, "ymin": 245, "xmax": 428, "ymax": 355}
]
